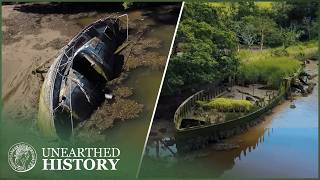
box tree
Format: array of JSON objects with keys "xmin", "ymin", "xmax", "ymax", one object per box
[
  {"xmin": 163, "ymin": 3, "xmax": 239, "ymax": 95},
  {"xmin": 183, "ymin": 3, "xmax": 221, "ymax": 27},
  {"xmin": 236, "ymin": 1, "xmax": 258, "ymax": 20},
  {"xmin": 233, "ymin": 21, "xmax": 257, "ymax": 49},
  {"xmin": 270, "ymin": 2, "xmax": 293, "ymax": 27},
  {"xmin": 302, "ymin": 17, "xmax": 312, "ymax": 40},
  {"xmin": 242, "ymin": 16, "xmax": 277, "ymax": 50},
  {"xmin": 282, "ymin": 24, "xmax": 302, "ymax": 49}
]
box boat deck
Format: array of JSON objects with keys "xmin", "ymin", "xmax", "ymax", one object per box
[
  {"xmin": 185, "ymin": 84, "xmax": 278, "ymax": 125},
  {"xmin": 222, "ymin": 85, "xmax": 278, "ymax": 103}
]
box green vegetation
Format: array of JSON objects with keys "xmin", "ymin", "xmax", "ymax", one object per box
[
  {"xmin": 237, "ymin": 40, "xmax": 317, "ymax": 88},
  {"xmin": 255, "ymin": 2, "xmax": 273, "ymax": 9},
  {"xmin": 238, "ymin": 41, "xmax": 317, "ymax": 61},
  {"xmin": 196, "ymin": 98, "xmax": 254, "ymax": 112},
  {"xmin": 285, "ymin": 41, "xmax": 318, "ymax": 59},
  {"xmin": 238, "ymin": 57, "xmax": 301, "ymax": 88},
  {"xmin": 163, "ymin": 2, "xmax": 319, "ymax": 96},
  {"xmin": 163, "ymin": 3, "xmax": 238, "ymax": 95}
]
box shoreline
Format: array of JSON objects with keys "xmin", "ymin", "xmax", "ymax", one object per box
[{"xmin": 2, "ymin": 4, "xmax": 179, "ymax": 140}]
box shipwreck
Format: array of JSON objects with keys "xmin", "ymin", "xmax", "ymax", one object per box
[
  {"xmin": 173, "ymin": 67, "xmax": 314, "ymax": 152},
  {"xmin": 38, "ymin": 15, "xmax": 128, "ymax": 139}
]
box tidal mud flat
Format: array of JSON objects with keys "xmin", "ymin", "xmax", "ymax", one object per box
[{"xmin": 2, "ymin": 3, "xmax": 179, "ymax": 141}]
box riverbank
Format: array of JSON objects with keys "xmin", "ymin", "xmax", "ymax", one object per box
[
  {"xmin": 148, "ymin": 41, "xmax": 318, "ymax": 138},
  {"xmin": 140, "ymin": 60, "xmax": 318, "ymax": 178},
  {"xmin": 2, "ymin": 3, "xmax": 179, "ymax": 140}
]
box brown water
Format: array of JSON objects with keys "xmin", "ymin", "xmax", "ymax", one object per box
[
  {"xmin": 141, "ymin": 70, "xmax": 318, "ymax": 178},
  {"xmin": 97, "ymin": 8, "xmax": 175, "ymax": 146},
  {"xmin": 74, "ymin": 8, "xmax": 176, "ymax": 176}
]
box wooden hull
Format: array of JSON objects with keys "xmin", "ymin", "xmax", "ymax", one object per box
[
  {"xmin": 38, "ymin": 16, "xmax": 126, "ymax": 139},
  {"xmin": 174, "ymin": 68, "xmax": 301, "ymax": 153}
]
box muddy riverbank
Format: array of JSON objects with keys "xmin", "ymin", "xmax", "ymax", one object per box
[{"xmin": 2, "ymin": 3, "xmax": 179, "ymax": 140}]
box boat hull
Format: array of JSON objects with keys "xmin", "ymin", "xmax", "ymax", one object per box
[{"xmin": 38, "ymin": 17, "xmax": 126, "ymax": 139}]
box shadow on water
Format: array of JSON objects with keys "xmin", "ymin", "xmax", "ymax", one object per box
[{"xmin": 142, "ymin": 120, "xmax": 274, "ymax": 178}]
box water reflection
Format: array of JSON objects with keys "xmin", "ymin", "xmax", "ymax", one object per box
[{"xmin": 143, "ymin": 123, "xmax": 276, "ymax": 177}]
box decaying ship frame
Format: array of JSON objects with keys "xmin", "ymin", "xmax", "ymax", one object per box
[{"xmin": 38, "ymin": 15, "xmax": 129, "ymax": 139}]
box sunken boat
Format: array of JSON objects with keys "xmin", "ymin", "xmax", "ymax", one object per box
[
  {"xmin": 173, "ymin": 67, "xmax": 308, "ymax": 152},
  {"xmin": 38, "ymin": 15, "xmax": 128, "ymax": 139}
]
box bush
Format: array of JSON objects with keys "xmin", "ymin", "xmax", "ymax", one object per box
[{"xmin": 265, "ymin": 30, "xmax": 284, "ymax": 47}]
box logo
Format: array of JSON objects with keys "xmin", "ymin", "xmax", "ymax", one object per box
[{"xmin": 8, "ymin": 142, "xmax": 37, "ymax": 172}]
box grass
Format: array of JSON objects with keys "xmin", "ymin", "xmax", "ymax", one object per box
[
  {"xmin": 237, "ymin": 41, "xmax": 317, "ymax": 88},
  {"xmin": 238, "ymin": 57, "xmax": 301, "ymax": 88},
  {"xmin": 196, "ymin": 98, "xmax": 254, "ymax": 112},
  {"xmin": 255, "ymin": 2, "xmax": 273, "ymax": 9},
  {"xmin": 286, "ymin": 41, "xmax": 318, "ymax": 60},
  {"xmin": 208, "ymin": 2, "xmax": 273, "ymax": 9},
  {"xmin": 238, "ymin": 41, "xmax": 318, "ymax": 61},
  {"xmin": 208, "ymin": 2, "xmax": 273, "ymax": 10}
]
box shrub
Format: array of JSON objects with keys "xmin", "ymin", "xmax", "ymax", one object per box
[{"xmin": 265, "ymin": 30, "xmax": 284, "ymax": 47}]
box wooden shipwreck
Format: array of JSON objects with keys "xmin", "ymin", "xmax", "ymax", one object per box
[
  {"xmin": 38, "ymin": 15, "xmax": 128, "ymax": 139},
  {"xmin": 173, "ymin": 68, "xmax": 304, "ymax": 152}
]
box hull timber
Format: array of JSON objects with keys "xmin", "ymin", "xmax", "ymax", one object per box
[{"xmin": 38, "ymin": 16, "xmax": 127, "ymax": 139}]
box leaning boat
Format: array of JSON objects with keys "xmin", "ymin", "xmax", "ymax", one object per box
[
  {"xmin": 174, "ymin": 68, "xmax": 302, "ymax": 152},
  {"xmin": 38, "ymin": 15, "xmax": 128, "ymax": 139}
]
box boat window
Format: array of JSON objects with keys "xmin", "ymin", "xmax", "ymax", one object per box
[
  {"xmin": 72, "ymin": 54, "xmax": 106, "ymax": 83},
  {"xmin": 180, "ymin": 119, "xmax": 205, "ymax": 129}
]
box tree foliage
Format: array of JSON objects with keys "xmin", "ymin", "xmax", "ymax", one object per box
[
  {"xmin": 163, "ymin": 3, "xmax": 238, "ymax": 95},
  {"xmin": 162, "ymin": 1, "xmax": 319, "ymax": 96}
]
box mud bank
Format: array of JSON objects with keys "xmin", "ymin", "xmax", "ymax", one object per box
[{"xmin": 2, "ymin": 3, "xmax": 179, "ymax": 141}]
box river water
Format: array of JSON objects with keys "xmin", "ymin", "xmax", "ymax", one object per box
[
  {"xmin": 141, "ymin": 64, "xmax": 318, "ymax": 178},
  {"xmin": 221, "ymin": 83, "xmax": 318, "ymax": 178}
]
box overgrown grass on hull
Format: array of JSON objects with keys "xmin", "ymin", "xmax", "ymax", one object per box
[{"xmin": 196, "ymin": 98, "xmax": 254, "ymax": 112}]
